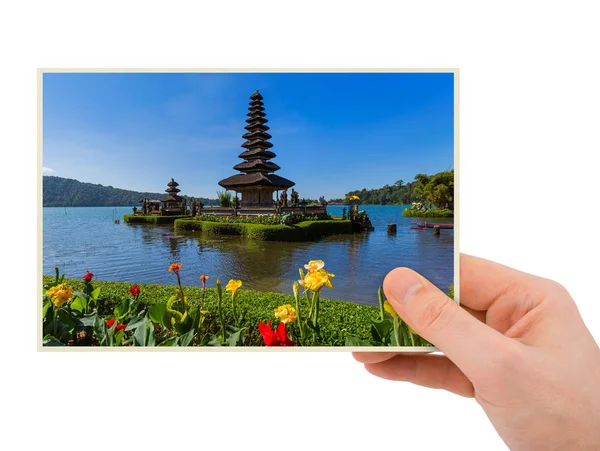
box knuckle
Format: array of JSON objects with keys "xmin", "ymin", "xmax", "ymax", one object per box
[
  {"xmin": 417, "ymin": 295, "xmax": 455, "ymax": 332},
  {"xmin": 545, "ymin": 279, "xmax": 571, "ymax": 300}
]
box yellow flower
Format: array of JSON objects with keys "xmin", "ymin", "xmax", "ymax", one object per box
[
  {"xmin": 226, "ymin": 279, "xmax": 242, "ymax": 297},
  {"xmin": 46, "ymin": 283, "xmax": 73, "ymax": 308},
  {"xmin": 383, "ymin": 300, "xmax": 417, "ymax": 333},
  {"xmin": 274, "ymin": 304, "xmax": 297, "ymax": 324},
  {"xmin": 298, "ymin": 269, "xmax": 335, "ymax": 292},
  {"xmin": 304, "ymin": 260, "xmax": 325, "ymax": 273},
  {"xmin": 168, "ymin": 262, "xmax": 182, "ymax": 273},
  {"xmin": 383, "ymin": 300, "xmax": 397, "ymax": 318}
]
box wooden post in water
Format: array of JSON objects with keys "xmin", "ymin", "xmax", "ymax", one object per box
[
  {"xmin": 387, "ymin": 224, "xmax": 397, "ymax": 234},
  {"xmin": 433, "ymin": 225, "xmax": 440, "ymax": 236}
]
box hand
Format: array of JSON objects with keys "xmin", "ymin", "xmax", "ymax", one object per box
[{"xmin": 354, "ymin": 254, "xmax": 600, "ymax": 450}]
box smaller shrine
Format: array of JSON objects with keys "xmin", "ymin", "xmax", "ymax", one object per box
[{"xmin": 160, "ymin": 178, "xmax": 186, "ymax": 216}]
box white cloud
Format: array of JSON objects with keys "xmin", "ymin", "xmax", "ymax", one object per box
[{"xmin": 42, "ymin": 167, "xmax": 55, "ymax": 173}]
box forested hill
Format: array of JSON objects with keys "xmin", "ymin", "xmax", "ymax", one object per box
[
  {"xmin": 344, "ymin": 170, "xmax": 454, "ymax": 209},
  {"xmin": 42, "ymin": 176, "xmax": 217, "ymax": 207}
]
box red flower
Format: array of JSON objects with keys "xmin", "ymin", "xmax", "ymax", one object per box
[
  {"xmin": 129, "ymin": 284, "xmax": 140, "ymax": 297},
  {"xmin": 106, "ymin": 318, "xmax": 127, "ymax": 333},
  {"xmin": 258, "ymin": 320, "xmax": 294, "ymax": 346},
  {"xmin": 82, "ymin": 271, "xmax": 94, "ymax": 282}
]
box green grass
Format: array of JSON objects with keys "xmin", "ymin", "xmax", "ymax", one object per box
[
  {"xmin": 124, "ymin": 215, "xmax": 189, "ymax": 224},
  {"xmin": 402, "ymin": 208, "xmax": 454, "ymax": 218},
  {"xmin": 42, "ymin": 276, "xmax": 378, "ymax": 346},
  {"xmin": 174, "ymin": 219, "xmax": 352, "ymax": 241}
]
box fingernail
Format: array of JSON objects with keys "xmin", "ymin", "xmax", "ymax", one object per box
[{"xmin": 386, "ymin": 270, "xmax": 425, "ymax": 304}]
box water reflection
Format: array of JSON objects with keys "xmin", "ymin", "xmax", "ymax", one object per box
[{"xmin": 43, "ymin": 206, "xmax": 454, "ymax": 306}]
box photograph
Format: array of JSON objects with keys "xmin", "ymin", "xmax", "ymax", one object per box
[{"xmin": 40, "ymin": 70, "xmax": 457, "ymax": 349}]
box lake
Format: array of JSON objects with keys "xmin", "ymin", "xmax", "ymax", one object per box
[{"xmin": 42, "ymin": 206, "xmax": 455, "ymax": 306}]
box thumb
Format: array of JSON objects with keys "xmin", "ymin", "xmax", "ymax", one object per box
[{"xmin": 383, "ymin": 267, "xmax": 511, "ymax": 376}]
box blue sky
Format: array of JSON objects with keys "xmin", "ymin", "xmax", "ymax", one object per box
[{"xmin": 42, "ymin": 72, "xmax": 454, "ymax": 199}]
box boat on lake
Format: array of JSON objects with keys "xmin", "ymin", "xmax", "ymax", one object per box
[{"xmin": 411, "ymin": 222, "xmax": 454, "ymax": 230}]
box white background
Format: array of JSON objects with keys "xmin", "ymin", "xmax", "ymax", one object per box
[{"xmin": 2, "ymin": 1, "xmax": 599, "ymax": 450}]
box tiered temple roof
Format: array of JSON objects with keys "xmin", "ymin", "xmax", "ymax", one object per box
[
  {"xmin": 161, "ymin": 178, "xmax": 184, "ymax": 202},
  {"xmin": 218, "ymin": 90, "xmax": 295, "ymax": 190}
]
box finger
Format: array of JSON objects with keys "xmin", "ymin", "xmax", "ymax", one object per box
[
  {"xmin": 462, "ymin": 305, "xmax": 486, "ymax": 323},
  {"xmin": 460, "ymin": 253, "xmax": 550, "ymax": 311},
  {"xmin": 384, "ymin": 267, "xmax": 514, "ymax": 377},
  {"xmin": 352, "ymin": 352, "xmax": 400, "ymax": 364},
  {"xmin": 364, "ymin": 354, "xmax": 474, "ymax": 397}
]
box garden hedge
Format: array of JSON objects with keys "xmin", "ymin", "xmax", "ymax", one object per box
[
  {"xmin": 401, "ymin": 208, "xmax": 454, "ymax": 218},
  {"xmin": 173, "ymin": 219, "xmax": 352, "ymax": 241},
  {"xmin": 124, "ymin": 215, "xmax": 190, "ymax": 224}
]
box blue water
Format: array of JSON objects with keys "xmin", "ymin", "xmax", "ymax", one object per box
[{"xmin": 42, "ymin": 206, "xmax": 454, "ymax": 306}]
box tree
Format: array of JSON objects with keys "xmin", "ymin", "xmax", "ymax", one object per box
[{"xmin": 420, "ymin": 170, "xmax": 454, "ymax": 210}]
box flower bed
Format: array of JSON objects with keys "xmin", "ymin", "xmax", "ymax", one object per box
[{"xmin": 41, "ymin": 259, "xmax": 436, "ymax": 348}]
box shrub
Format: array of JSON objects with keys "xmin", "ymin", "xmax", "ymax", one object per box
[
  {"xmin": 402, "ymin": 208, "xmax": 454, "ymax": 218},
  {"xmin": 296, "ymin": 220, "xmax": 352, "ymax": 239},
  {"xmin": 174, "ymin": 219, "xmax": 352, "ymax": 241},
  {"xmin": 124, "ymin": 215, "xmax": 189, "ymax": 224},
  {"xmin": 216, "ymin": 190, "xmax": 232, "ymax": 207}
]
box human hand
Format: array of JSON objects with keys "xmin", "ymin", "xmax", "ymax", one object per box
[{"xmin": 354, "ymin": 254, "xmax": 600, "ymax": 450}]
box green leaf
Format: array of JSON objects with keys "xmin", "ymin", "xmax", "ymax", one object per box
[
  {"xmin": 42, "ymin": 335, "xmax": 66, "ymax": 346},
  {"xmin": 158, "ymin": 336, "xmax": 180, "ymax": 346},
  {"xmin": 106, "ymin": 323, "xmax": 115, "ymax": 347},
  {"xmin": 370, "ymin": 318, "xmax": 393, "ymax": 344},
  {"xmin": 90, "ymin": 287, "xmax": 101, "ymax": 301},
  {"xmin": 132, "ymin": 320, "xmax": 148, "ymax": 346},
  {"xmin": 179, "ymin": 329, "xmax": 195, "ymax": 346},
  {"xmin": 147, "ymin": 327, "xmax": 156, "ymax": 346},
  {"xmin": 42, "ymin": 299, "xmax": 53, "ymax": 320},
  {"xmin": 131, "ymin": 318, "xmax": 157, "ymax": 346},
  {"xmin": 125, "ymin": 315, "xmax": 146, "ymax": 331},
  {"xmin": 70, "ymin": 296, "xmax": 87, "ymax": 313},
  {"xmin": 114, "ymin": 330, "xmax": 125, "ymax": 346},
  {"xmin": 114, "ymin": 298, "xmax": 131, "ymax": 321},
  {"xmin": 227, "ymin": 328, "xmax": 245, "ymax": 347},
  {"xmin": 378, "ymin": 286, "xmax": 385, "ymax": 320},
  {"xmin": 345, "ymin": 335, "xmax": 375, "ymax": 346},
  {"xmin": 166, "ymin": 294, "xmax": 179, "ymax": 310},
  {"xmin": 57, "ymin": 309, "xmax": 82, "ymax": 336},
  {"xmin": 148, "ymin": 304, "xmax": 167, "ymax": 327},
  {"xmin": 400, "ymin": 322, "xmax": 411, "ymax": 347},
  {"xmin": 205, "ymin": 334, "xmax": 224, "ymax": 346},
  {"xmin": 93, "ymin": 316, "xmax": 107, "ymax": 345},
  {"xmin": 79, "ymin": 315, "xmax": 97, "ymax": 328}
]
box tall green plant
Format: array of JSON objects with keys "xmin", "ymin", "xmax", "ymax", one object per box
[{"xmin": 216, "ymin": 190, "xmax": 232, "ymax": 207}]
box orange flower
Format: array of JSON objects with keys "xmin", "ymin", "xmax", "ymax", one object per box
[
  {"xmin": 168, "ymin": 263, "xmax": 182, "ymax": 273},
  {"xmin": 200, "ymin": 274, "xmax": 209, "ymax": 284}
]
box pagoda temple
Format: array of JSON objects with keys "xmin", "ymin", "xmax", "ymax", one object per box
[
  {"xmin": 160, "ymin": 178, "xmax": 186, "ymax": 215},
  {"xmin": 218, "ymin": 90, "xmax": 295, "ymax": 206}
]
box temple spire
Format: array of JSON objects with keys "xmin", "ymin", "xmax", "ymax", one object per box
[{"xmin": 218, "ymin": 90, "xmax": 295, "ymax": 206}]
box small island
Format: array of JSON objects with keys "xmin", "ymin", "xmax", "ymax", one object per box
[{"xmin": 125, "ymin": 90, "xmax": 375, "ymax": 240}]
